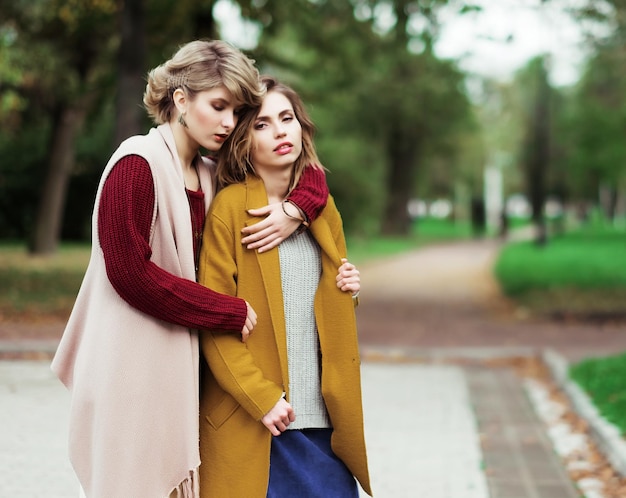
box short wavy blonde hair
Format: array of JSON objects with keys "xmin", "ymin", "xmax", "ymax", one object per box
[{"xmin": 143, "ymin": 40, "xmax": 264, "ymax": 125}]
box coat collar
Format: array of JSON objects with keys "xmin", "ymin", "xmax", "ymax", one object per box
[{"xmin": 243, "ymin": 175, "xmax": 341, "ymax": 266}]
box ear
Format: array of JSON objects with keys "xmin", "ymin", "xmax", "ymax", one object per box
[{"xmin": 173, "ymin": 88, "xmax": 187, "ymax": 114}]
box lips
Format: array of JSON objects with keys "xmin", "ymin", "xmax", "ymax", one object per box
[
  {"xmin": 214, "ymin": 134, "xmax": 228, "ymax": 143},
  {"xmin": 274, "ymin": 142, "xmax": 293, "ymax": 155}
]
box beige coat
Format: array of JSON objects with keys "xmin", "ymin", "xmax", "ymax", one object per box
[
  {"xmin": 197, "ymin": 175, "xmax": 372, "ymax": 497},
  {"xmin": 52, "ymin": 124, "xmax": 214, "ymax": 497}
]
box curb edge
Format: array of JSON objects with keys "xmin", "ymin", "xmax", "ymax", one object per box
[{"xmin": 542, "ymin": 348, "xmax": 626, "ymax": 477}]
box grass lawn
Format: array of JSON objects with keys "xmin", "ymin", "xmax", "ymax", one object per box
[
  {"xmin": 0, "ymin": 243, "xmax": 90, "ymax": 320},
  {"xmin": 569, "ymin": 351, "xmax": 626, "ymax": 435},
  {"xmin": 494, "ymin": 223, "xmax": 626, "ymax": 318}
]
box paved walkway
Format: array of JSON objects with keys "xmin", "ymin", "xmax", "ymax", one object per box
[
  {"xmin": 1, "ymin": 358, "xmax": 581, "ymax": 498},
  {"xmin": 0, "ymin": 361, "xmax": 78, "ymax": 497}
]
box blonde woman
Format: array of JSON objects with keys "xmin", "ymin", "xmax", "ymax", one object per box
[
  {"xmin": 52, "ymin": 41, "xmax": 331, "ymax": 498},
  {"xmin": 198, "ymin": 76, "xmax": 372, "ymax": 497}
]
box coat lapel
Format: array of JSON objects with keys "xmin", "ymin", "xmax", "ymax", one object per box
[
  {"xmin": 244, "ymin": 177, "xmax": 290, "ymax": 386},
  {"xmin": 309, "ymin": 217, "xmax": 341, "ymax": 267}
]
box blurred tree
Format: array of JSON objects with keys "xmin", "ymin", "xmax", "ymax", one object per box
[
  {"xmin": 232, "ymin": 0, "xmax": 476, "ymax": 235},
  {"xmin": 114, "ymin": 0, "xmax": 146, "ymax": 147},
  {"xmin": 0, "ymin": 0, "xmax": 479, "ymax": 246},
  {"xmin": 0, "ymin": 0, "xmax": 222, "ymax": 251},
  {"xmin": 561, "ymin": 42, "xmax": 626, "ymax": 221},
  {"xmin": 557, "ymin": 0, "xmax": 626, "ymax": 220},
  {"xmin": 519, "ymin": 56, "xmax": 551, "ymax": 246},
  {"xmin": 0, "ymin": 0, "xmax": 118, "ymax": 254},
  {"xmin": 112, "ymin": 0, "xmax": 219, "ymax": 147}
]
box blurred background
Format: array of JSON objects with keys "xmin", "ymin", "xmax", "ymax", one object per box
[{"xmin": 0, "ymin": 0, "xmax": 624, "ymax": 323}]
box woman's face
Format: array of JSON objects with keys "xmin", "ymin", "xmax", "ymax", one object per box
[
  {"xmin": 184, "ymin": 86, "xmax": 241, "ymax": 151},
  {"xmin": 250, "ymin": 91, "xmax": 302, "ymax": 173}
]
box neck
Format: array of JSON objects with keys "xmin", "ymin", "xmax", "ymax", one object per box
[
  {"xmin": 256, "ymin": 167, "xmax": 292, "ymax": 204},
  {"xmin": 170, "ymin": 120, "xmax": 198, "ymax": 171}
]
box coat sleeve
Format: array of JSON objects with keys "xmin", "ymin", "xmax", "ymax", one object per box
[{"xmin": 198, "ymin": 205, "xmax": 284, "ymax": 421}]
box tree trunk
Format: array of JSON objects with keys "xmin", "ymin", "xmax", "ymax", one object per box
[
  {"xmin": 527, "ymin": 59, "xmax": 550, "ymax": 247},
  {"xmin": 114, "ymin": 0, "xmax": 146, "ymax": 147},
  {"xmin": 29, "ymin": 103, "xmax": 87, "ymax": 255},
  {"xmin": 192, "ymin": 0, "xmax": 218, "ymax": 39},
  {"xmin": 381, "ymin": 126, "xmax": 419, "ymax": 235}
]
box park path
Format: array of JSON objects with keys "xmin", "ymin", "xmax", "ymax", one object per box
[{"xmin": 356, "ymin": 238, "xmax": 626, "ymax": 362}]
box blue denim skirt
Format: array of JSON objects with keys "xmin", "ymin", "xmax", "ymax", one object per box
[{"xmin": 267, "ymin": 428, "xmax": 358, "ymax": 498}]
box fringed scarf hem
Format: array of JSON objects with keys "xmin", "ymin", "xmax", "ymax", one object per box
[{"xmin": 169, "ymin": 468, "xmax": 200, "ymax": 498}]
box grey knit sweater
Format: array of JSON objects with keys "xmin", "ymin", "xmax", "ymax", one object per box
[{"xmin": 278, "ymin": 231, "xmax": 331, "ymax": 430}]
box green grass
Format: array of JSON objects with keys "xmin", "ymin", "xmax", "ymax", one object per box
[
  {"xmin": 570, "ymin": 352, "xmax": 626, "ymax": 435},
  {"xmin": 412, "ymin": 217, "xmax": 473, "ymax": 240},
  {"xmin": 0, "ymin": 243, "xmax": 90, "ymax": 319},
  {"xmin": 494, "ymin": 224, "xmax": 626, "ymax": 317}
]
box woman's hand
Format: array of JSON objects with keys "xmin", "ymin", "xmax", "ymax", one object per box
[
  {"xmin": 261, "ymin": 398, "xmax": 295, "ymax": 436},
  {"xmin": 241, "ymin": 301, "xmax": 257, "ymax": 343},
  {"xmin": 336, "ymin": 258, "xmax": 360, "ymax": 295},
  {"xmin": 241, "ymin": 202, "xmax": 302, "ymax": 253}
]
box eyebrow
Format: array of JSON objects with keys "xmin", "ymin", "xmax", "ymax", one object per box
[
  {"xmin": 255, "ymin": 108, "xmax": 294, "ymax": 122},
  {"xmin": 211, "ymin": 97, "xmax": 231, "ymax": 105}
]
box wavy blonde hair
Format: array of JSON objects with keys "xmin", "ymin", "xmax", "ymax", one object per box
[
  {"xmin": 216, "ymin": 75, "xmax": 323, "ymax": 191},
  {"xmin": 143, "ymin": 40, "xmax": 264, "ymax": 125}
]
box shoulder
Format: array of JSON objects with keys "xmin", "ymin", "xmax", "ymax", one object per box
[
  {"xmin": 210, "ymin": 183, "xmax": 247, "ymax": 217},
  {"xmin": 320, "ymin": 194, "xmax": 340, "ymax": 220},
  {"xmin": 108, "ymin": 128, "xmax": 162, "ymax": 168},
  {"xmin": 215, "ymin": 182, "xmax": 247, "ymax": 201}
]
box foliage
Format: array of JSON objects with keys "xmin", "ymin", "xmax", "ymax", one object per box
[
  {"xmin": 549, "ymin": 1, "xmax": 626, "ymax": 216},
  {"xmin": 494, "ymin": 220, "xmax": 626, "ymax": 316},
  {"xmin": 238, "ymin": 0, "xmax": 477, "ymax": 235},
  {"xmin": 0, "ymin": 121, "xmax": 49, "ymax": 239},
  {"xmin": 570, "ymin": 351, "xmax": 626, "ymax": 435},
  {"xmin": 557, "ymin": 43, "xmax": 626, "ymax": 210},
  {"xmin": 7, "ymin": 0, "xmax": 622, "ymax": 248},
  {"xmin": 496, "ymin": 222, "xmax": 626, "ymax": 294}
]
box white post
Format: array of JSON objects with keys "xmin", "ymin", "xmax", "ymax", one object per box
[{"xmin": 484, "ymin": 164, "xmax": 503, "ymax": 234}]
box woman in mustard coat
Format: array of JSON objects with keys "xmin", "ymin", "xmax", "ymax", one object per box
[{"xmin": 197, "ymin": 76, "xmax": 372, "ymax": 497}]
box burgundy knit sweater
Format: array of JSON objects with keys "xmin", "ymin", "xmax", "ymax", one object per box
[{"xmin": 98, "ymin": 154, "xmax": 328, "ymax": 331}]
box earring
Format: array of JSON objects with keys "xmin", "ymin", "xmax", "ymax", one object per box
[{"xmin": 178, "ymin": 112, "xmax": 188, "ymax": 128}]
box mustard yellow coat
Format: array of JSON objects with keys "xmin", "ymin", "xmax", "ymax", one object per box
[{"xmin": 197, "ymin": 176, "xmax": 372, "ymax": 497}]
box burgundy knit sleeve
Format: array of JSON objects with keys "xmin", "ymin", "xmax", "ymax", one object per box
[
  {"xmin": 286, "ymin": 165, "xmax": 329, "ymax": 223},
  {"xmin": 97, "ymin": 154, "xmax": 247, "ymax": 331}
]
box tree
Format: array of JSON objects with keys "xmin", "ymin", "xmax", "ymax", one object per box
[
  {"xmin": 561, "ymin": 42, "xmax": 626, "ymax": 220},
  {"xmin": 114, "ymin": 0, "xmax": 146, "ymax": 147},
  {"xmin": 0, "ymin": 0, "xmax": 118, "ymax": 254},
  {"xmin": 234, "ymin": 0, "xmax": 475, "ymax": 235},
  {"xmin": 520, "ymin": 57, "xmax": 551, "ymax": 246}
]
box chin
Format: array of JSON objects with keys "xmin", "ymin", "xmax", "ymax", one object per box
[{"xmin": 204, "ymin": 140, "xmax": 223, "ymax": 152}]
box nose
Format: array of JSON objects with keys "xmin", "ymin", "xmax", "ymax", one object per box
[
  {"xmin": 274, "ymin": 124, "xmax": 286, "ymax": 138},
  {"xmin": 222, "ymin": 110, "xmax": 236, "ymax": 130}
]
